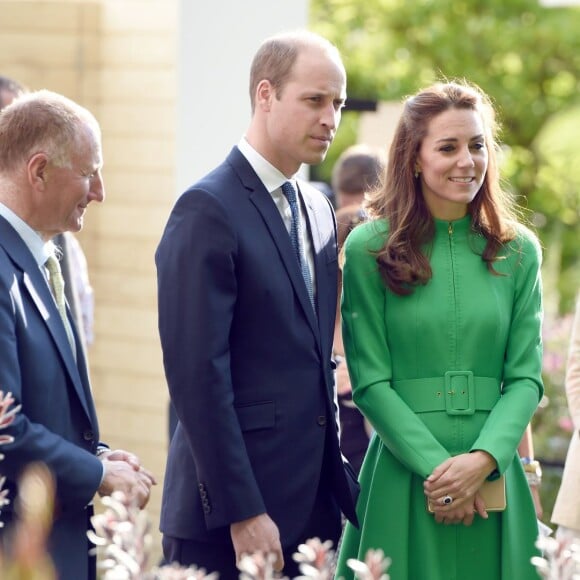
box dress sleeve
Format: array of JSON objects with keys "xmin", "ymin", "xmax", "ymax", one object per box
[
  {"xmin": 341, "ymin": 223, "xmax": 450, "ymax": 478},
  {"xmin": 470, "ymin": 228, "xmax": 545, "ymax": 473}
]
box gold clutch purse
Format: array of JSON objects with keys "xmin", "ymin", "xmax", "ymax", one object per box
[{"xmin": 427, "ymin": 475, "xmax": 506, "ymax": 512}]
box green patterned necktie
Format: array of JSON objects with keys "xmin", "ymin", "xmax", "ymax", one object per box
[{"xmin": 45, "ymin": 255, "xmax": 76, "ymax": 353}]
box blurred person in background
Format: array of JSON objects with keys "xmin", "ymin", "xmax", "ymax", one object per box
[
  {"xmin": 551, "ymin": 292, "xmax": 580, "ymax": 540},
  {"xmin": 0, "ymin": 75, "xmax": 25, "ymax": 109},
  {"xmin": 332, "ymin": 144, "xmax": 385, "ymax": 474}
]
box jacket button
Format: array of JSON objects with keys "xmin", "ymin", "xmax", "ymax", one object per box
[
  {"xmin": 83, "ymin": 430, "xmax": 94, "ymax": 441},
  {"xmin": 317, "ymin": 416, "xmax": 327, "ymax": 426}
]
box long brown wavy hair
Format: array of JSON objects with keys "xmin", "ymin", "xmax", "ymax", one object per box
[{"xmin": 366, "ymin": 81, "xmax": 519, "ymax": 296}]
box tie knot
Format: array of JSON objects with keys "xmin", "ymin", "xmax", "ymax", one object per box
[{"xmin": 281, "ymin": 181, "xmax": 298, "ymax": 205}]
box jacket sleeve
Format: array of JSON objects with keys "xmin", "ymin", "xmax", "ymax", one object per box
[
  {"xmin": 156, "ymin": 189, "xmax": 266, "ymax": 529},
  {"xmin": 341, "ymin": 223, "xmax": 450, "ymax": 478}
]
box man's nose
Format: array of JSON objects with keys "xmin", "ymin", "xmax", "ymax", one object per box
[
  {"xmin": 90, "ymin": 172, "xmax": 105, "ymax": 203},
  {"xmin": 321, "ymin": 103, "xmax": 340, "ymax": 130}
]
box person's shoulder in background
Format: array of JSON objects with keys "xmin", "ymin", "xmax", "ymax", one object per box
[{"xmin": 336, "ymin": 205, "xmax": 367, "ymax": 249}]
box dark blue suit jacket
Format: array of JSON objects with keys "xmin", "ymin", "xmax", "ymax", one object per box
[
  {"xmin": 0, "ymin": 215, "xmax": 104, "ymax": 579},
  {"xmin": 157, "ymin": 147, "xmax": 358, "ymax": 547}
]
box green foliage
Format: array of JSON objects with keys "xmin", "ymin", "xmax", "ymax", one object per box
[
  {"xmin": 310, "ymin": 0, "xmax": 580, "ymax": 310},
  {"xmin": 311, "ymin": 0, "xmax": 580, "ymax": 138}
]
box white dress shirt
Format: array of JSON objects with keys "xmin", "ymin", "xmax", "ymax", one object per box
[{"xmin": 237, "ymin": 137, "xmax": 316, "ymax": 298}]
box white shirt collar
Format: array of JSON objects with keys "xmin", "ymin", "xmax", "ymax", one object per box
[
  {"xmin": 0, "ymin": 202, "xmax": 55, "ymax": 266},
  {"xmin": 237, "ymin": 137, "xmax": 297, "ymax": 193}
]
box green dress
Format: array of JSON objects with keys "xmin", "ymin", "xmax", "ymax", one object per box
[{"xmin": 335, "ymin": 216, "xmax": 543, "ymax": 580}]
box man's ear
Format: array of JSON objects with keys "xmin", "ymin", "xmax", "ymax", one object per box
[
  {"xmin": 255, "ymin": 79, "xmax": 274, "ymax": 112},
  {"xmin": 27, "ymin": 153, "xmax": 49, "ymax": 189}
]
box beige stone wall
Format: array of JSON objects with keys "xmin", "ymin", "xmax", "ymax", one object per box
[
  {"xmin": 87, "ymin": 3, "xmax": 177, "ymax": 561},
  {"xmin": 0, "ymin": 0, "xmax": 176, "ymax": 564},
  {"xmin": 0, "ymin": 1, "xmax": 101, "ymax": 103}
]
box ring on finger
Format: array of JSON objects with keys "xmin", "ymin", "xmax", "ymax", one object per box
[{"xmin": 443, "ymin": 495, "xmax": 454, "ymax": 505}]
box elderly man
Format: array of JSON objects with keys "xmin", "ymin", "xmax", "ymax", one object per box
[
  {"xmin": 0, "ymin": 90, "xmax": 155, "ymax": 580},
  {"xmin": 0, "ymin": 75, "xmax": 96, "ymax": 355}
]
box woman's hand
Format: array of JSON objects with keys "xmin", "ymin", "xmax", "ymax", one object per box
[
  {"xmin": 424, "ymin": 451, "xmax": 496, "ymax": 512},
  {"xmin": 430, "ymin": 492, "xmax": 488, "ymax": 526}
]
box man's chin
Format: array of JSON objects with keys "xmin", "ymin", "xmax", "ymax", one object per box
[
  {"xmin": 70, "ymin": 218, "xmax": 84, "ymax": 232},
  {"xmin": 306, "ymin": 150, "xmax": 329, "ymax": 166}
]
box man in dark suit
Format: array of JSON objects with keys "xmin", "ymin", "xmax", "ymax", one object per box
[
  {"xmin": 0, "ymin": 90, "xmax": 155, "ymax": 580},
  {"xmin": 156, "ymin": 30, "xmax": 359, "ymax": 579}
]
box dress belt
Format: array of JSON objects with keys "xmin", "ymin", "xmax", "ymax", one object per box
[{"xmin": 392, "ymin": 371, "xmax": 501, "ymax": 415}]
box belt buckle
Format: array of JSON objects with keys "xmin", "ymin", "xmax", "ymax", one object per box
[{"xmin": 444, "ymin": 371, "xmax": 475, "ymax": 415}]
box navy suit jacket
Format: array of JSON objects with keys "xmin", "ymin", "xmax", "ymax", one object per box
[
  {"xmin": 157, "ymin": 147, "xmax": 358, "ymax": 547},
  {"xmin": 0, "ymin": 215, "xmax": 103, "ymax": 580}
]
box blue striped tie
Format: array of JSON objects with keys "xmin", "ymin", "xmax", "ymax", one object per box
[{"xmin": 281, "ymin": 181, "xmax": 315, "ymax": 310}]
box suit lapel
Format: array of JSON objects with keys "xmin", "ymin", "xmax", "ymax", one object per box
[
  {"xmin": 227, "ymin": 149, "xmax": 320, "ymax": 340},
  {"xmin": 249, "ymin": 188, "xmax": 319, "ymax": 338},
  {"xmin": 0, "ymin": 217, "xmax": 96, "ymax": 423},
  {"xmin": 24, "ymin": 271, "xmax": 81, "ymax": 377},
  {"xmin": 300, "ymin": 185, "xmax": 333, "ymax": 354}
]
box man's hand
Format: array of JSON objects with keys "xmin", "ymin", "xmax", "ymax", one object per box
[
  {"xmin": 230, "ymin": 514, "xmax": 283, "ymax": 573},
  {"xmin": 98, "ymin": 448, "xmax": 156, "ymax": 480},
  {"xmin": 97, "ymin": 450, "xmax": 156, "ymax": 509}
]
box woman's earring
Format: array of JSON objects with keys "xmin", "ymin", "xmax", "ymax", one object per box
[{"xmin": 414, "ymin": 169, "xmax": 419, "ymax": 178}]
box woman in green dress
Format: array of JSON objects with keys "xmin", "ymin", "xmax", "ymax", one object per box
[{"xmin": 335, "ymin": 81, "xmax": 543, "ymax": 580}]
